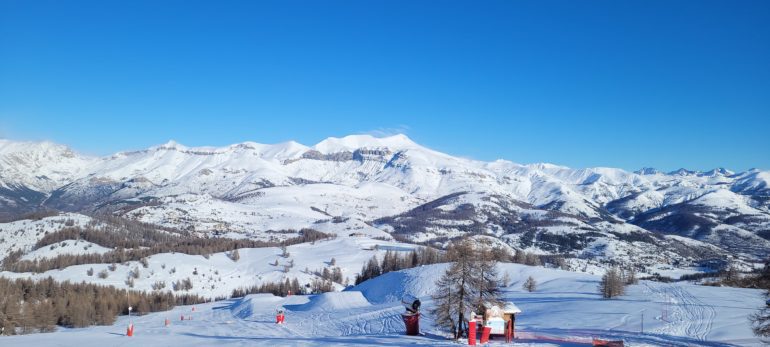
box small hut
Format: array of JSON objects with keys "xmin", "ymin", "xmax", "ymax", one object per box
[{"xmin": 481, "ymin": 301, "xmax": 522, "ymax": 338}]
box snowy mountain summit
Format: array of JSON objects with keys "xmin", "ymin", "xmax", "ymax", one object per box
[{"xmin": 1, "ymin": 134, "xmax": 769, "ymax": 270}]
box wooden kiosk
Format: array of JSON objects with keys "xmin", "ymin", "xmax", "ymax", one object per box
[{"xmin": 480, "ymin": 301, "xmax": 521, "ymax": 342}]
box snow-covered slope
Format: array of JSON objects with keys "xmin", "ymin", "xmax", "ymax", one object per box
[
  {"xmin": 0, "ymin": 235, "xmax": 416, "ymax": 299},
  {"xmin": 1, "ymin": 263, "xmax": 765, "ymax": 346},
  {"xmin": 0, "ymin": 213, "xmax": 94, "ymax": 259}
]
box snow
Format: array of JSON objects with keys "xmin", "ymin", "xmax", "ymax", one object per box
[
  {"xmin": 0, "ymin": 236, "xmax": 417, "ymax": 299},
  {"xmin": 288, "ymin": 291, "xmax": 371, "ymax": 312},
  {"xmin": 20, "ymin": 239, "xmax": 111, "ymax": 261},
  {"xmin": 1, "ymin": 263, "xmax": 765, "ymax": 346},
  {"xmin": 692, "ymin": 189, "xmax": 760, "ymax": 215},
  {"xmin": 501, "ymin": 302, "xmax": 522, "ymax": 314},
  {"xmin": 0, "ymin": 213, "xmax": 93, "ymax": 259},
  {"xmin": 313, "ymin": 134, "xmax": 419, "ymax": 153},
  {"xmin": 0, "ymin": 139, "xmax": 95, "ymax": 192}
]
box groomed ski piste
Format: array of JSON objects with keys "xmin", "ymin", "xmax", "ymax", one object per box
[{"xmin": 2, "ymin": 263, "xmax": 766, "ymax": 346}]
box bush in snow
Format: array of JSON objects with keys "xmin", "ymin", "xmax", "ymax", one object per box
[
  {"xmin": 523, "ymin": 276, "xmax": 537, "ymax": 292},
  {"xmin": 229, "ymin": 249, "xmax": 240, "ymax": 262},
  {"xmin": 129, "ymin": 267, "xmax": 141, "ymax": 279}
]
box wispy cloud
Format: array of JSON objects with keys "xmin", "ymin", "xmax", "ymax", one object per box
[{"xmin": 362, "ymin": 125, "xmax": 411, "ymax": 138}]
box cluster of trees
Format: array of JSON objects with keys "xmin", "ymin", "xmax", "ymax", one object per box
[
  {"xmin": 316, "ymin": 266, "xmax": 345, "ymax": 285},
  {"xmin": 309, "ymin": 278, "xmax": 336, "ymax": 293},
  {"xmin": 231, "ymin": 278, "xmax": 304, "ymax": 297},
  {"xmin": 432, "ymin": 239, "xmax": 502, "ymax": 339},
  {"xmin": 0, "ymin": 209, "xmax": 60, "ymax": 223},
  {"xmin": 698, "ymin": 264, "xmax": 770, "ymax": 290},
  {"xmin": 598, "ymin": 267, "xmax": 637, "ymax": 299},
  {"xmin": 354, "ymin": 247, "xmax": 443, "ymax": 285},
  {"xmin": 0, "ymin": 277, "xmax": 204, "ymax": 335},
  {"xmin": 3, "ymin": 222, "xmax": 334, "ymax": 273},
  {"xmin": 511, "ymin": 249, "xmax": 544, "ymax": 266},
  {"xmin": 171, "ymin": 278, "xmax": 193, "ymax": 291}
]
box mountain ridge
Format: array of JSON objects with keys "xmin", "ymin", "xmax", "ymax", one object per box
[{"xmin": 1, "ymin": 134, "xmax": 768, "ymax": 270}]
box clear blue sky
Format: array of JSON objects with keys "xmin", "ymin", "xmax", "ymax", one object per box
[{"xmin": 1, "ymin": 0, "xmax": 768, "ymax": 171}]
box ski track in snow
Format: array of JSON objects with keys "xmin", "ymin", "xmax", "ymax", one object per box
[{"xmin": 644, "ymin": 282, "xmax": 716, "ymax": 341}]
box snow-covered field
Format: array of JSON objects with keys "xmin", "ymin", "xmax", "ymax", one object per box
[
  {"xmin": 0, "ymin": 213, "xmax": 93, "ymax": 259},
  {"xmin": 1, "ymin": 236, "xmax": 415, "ymax": 299},
  {"xmin": 2, "ymin": 263, "xmax": 765, "ymax": 346}
]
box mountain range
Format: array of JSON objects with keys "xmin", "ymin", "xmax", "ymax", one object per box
[{"xmin": 1, "ymin": 134, "xmax": 768, "ymax": 272}]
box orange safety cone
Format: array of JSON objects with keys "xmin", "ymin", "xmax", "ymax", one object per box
[{"xmin": 126, "ymin": 323, "xmax": 134, "ymax": 337}]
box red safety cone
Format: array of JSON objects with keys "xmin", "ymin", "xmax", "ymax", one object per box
[
  {"xmin": 480, "ymin": 326, "xmax": 491, "ymax": 344},
  {"xmin": 468, "ymin": 321, "xmax": 476, "ymax": 345},
  {"xmin": 126, "ymin": 323, "xmax": 134, "ymax": 337}
]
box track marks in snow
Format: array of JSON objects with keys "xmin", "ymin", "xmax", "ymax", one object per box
[{"xmin": 645, "ymin": 282, "xmax": 716, "ymax": 341}]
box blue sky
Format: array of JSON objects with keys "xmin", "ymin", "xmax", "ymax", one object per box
[{"xmin": 1, "ymin": 0, "xmax": 768, "ymax": 171}]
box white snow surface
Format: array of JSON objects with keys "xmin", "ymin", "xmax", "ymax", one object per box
[
  {"xmin": 1, "ymin": 263, "xmax": 764, "ymax": 346},
  {"xmin": 0, "ymin": 213, "xmax": 93, "ymax": 259},
  {"xmin": 0, "ymin": 236, "xmax": 417, "ymax": 299}
]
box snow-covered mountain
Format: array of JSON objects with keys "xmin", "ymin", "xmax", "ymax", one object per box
[{"xmin": 1, "ymin": 135, "xmax": 768, "ymax": 269}]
